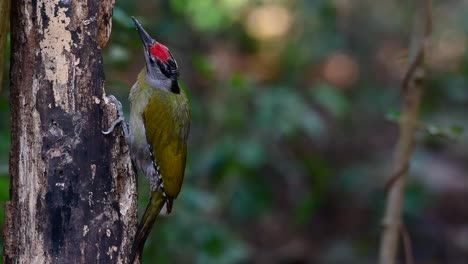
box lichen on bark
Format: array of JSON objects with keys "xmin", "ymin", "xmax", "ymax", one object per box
[{"xmin": 4, "ymin": 0, "xmax": 137, "ymax": 263}]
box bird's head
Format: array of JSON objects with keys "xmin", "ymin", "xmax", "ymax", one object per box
[{"xmin": 132, "ymin": 17, "xmax": 180, "ymax": 94}]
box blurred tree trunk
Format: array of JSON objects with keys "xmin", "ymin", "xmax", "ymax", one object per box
[
  {"xmin": 3, "ymin": 0, "xmax": 138, "ymax": 263},
  {"xmin": 0, "ymin": 0, "xmax": 10, "ymax": 91}
]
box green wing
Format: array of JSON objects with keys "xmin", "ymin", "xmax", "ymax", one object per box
[{"xmin": 143, "ymin": 91, "xmax": 190, "ymax": 198}]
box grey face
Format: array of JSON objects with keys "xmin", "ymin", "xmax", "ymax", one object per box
[
  {"xmin": 132, "ymin": 17, "xmax": 180, "ymax": 94},
  {"xmin": 144, "ymin": 54, "xmax": 174, "ymax": 92}
]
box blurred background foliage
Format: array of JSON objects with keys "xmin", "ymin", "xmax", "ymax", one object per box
[{"xmin": 1, "ymin": 0, "xmax": 468, "ymax": 263}]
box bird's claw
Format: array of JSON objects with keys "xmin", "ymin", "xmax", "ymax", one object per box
[
  {"xmin": 102, "ymin": 95, "xmax": 129, "ymax": 138},
  {"xmin": 102, "ymin": 116, "xmax": 125, "ymax": 135}
]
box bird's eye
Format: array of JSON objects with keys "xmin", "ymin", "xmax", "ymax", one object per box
[{"xmin": 149, "ymin": 56, "xmax": 155, "ymax": 65}]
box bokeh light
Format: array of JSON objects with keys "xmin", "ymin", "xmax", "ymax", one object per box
[
  {"xmin": 245, "ymin": 4, "xmax": 292, "ymax": 40},
  {"xmin": 322, "ymin": 52, "xmax": 359, "ymax": 88}
]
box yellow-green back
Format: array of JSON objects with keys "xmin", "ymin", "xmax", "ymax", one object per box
[{"xmin": 143, "ymin": 86, "xmax": 190, "ymax": 198}]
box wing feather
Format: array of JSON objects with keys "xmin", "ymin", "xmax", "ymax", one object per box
[{"xmin": 143, "ymin": 91, "xmax": 190, "ymax": 197}]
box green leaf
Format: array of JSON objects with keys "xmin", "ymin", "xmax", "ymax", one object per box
[
  {"xmin": 450, "ymin": 125, "xmax": 464, "ymax": 137},
  {"xmin": 385, "ymin": 109, "xmax": 401, "ymax": 122},
  {"xmin": 192, "ymin": 54, "xmax": 215, "ymax": 80},
  {"xmin": 422, "ymin": 123, "xmax": 464, "ymax": 139},
  {"xmin": 312, "ymin": 83, "xmax": 350, "ymax": 117}
]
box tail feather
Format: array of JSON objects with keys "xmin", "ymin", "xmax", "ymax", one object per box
[{"xmin": 130, "ymin": 192, "xmax": 166, "ymax": 264}]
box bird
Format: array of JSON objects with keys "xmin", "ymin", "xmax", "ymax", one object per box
[{"xmin": 121, "ymin": 17, "xmax": 190, "ymax": 263}]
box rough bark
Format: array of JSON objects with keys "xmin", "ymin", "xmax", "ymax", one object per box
[{"xmin": 4, "ymin": 0, "xmax": 137, "ymax": 263}]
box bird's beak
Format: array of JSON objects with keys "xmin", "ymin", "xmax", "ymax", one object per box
[{"xmin": 132, "ymin": 17, "xmax": 154, "ymax": 48}]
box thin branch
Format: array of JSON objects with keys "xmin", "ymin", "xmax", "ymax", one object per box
[
  {"xmin": 384, "ymin": 161, "xmax": 409, "ymax": 195},
  {"xmin": 401, "ymin": 224, "xmax": 415, "ymax": 264},
  {"xmin": 378, "ymin": 1, "xmax": 432, "ymax": 264}
]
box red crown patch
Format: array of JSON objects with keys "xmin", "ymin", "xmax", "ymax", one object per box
[{"xmin": 149, "ymin": 43, "xmax": 170, "ymax": 62}]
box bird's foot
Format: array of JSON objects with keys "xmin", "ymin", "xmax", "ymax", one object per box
[{"xmin": 102, "ymin": 95, "xmax": 129, "ymax": 139}]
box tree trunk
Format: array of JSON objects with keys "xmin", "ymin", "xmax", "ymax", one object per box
[
  {"xmin": 0, "ymin": 0, "xmax": 10, "ymax": 91},
  {"xmin": 3, "ymin": 0, "xmax": 138, "ymax": 263}
]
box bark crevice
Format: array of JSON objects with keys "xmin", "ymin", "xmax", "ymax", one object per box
[{"xmin": 4, "ymin": 0, "xmax": 137, "ymax": 263}]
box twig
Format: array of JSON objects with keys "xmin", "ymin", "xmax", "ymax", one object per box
[
  {"xmin": 384, "ymin": 162, "xmax": 409, "ymax": 195},
  {"xmin": 378, "ymin": 1, "xmax": 432, "ymax": 264},
  {"xmin": 401, "ymin": 224, "xmax": 415, "ymax": 264}
]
